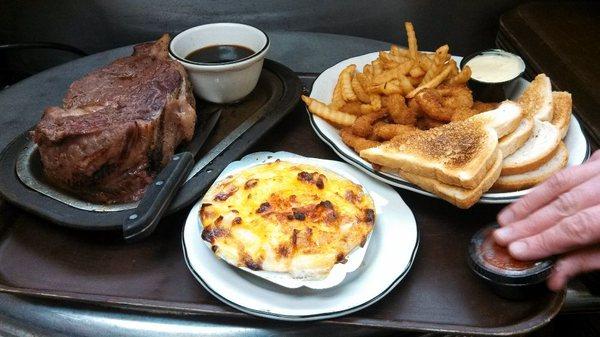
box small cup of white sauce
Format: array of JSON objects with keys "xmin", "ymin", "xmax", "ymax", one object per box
[{"xmin": 460, "ymin": 49, "xmax": 526, "ymax": 102}]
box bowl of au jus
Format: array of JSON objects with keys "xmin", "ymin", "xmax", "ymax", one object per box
[
  {"xmin": 169, "ymin": 23, "xmax": 270, "ymax": 103},
  {"xmin": 460, "ymin": 49, "xmax": 526, "ymax": 102}
]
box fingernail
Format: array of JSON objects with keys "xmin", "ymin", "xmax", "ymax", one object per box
[
  {"xmin": 494, "ymin": 227, "xmax": 512, "ymax": 243},
  {"xmin": 498, "ymin": 208, "xmax": 515, "ymax": 225},
  {"xmin": 509, "ymin": 241, "xmax": 528, "ymax": 257}
]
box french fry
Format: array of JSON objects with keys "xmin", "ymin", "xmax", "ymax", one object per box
[
  {"xmin": 372, "ymin": 60, "xmax": 413, "ymax": 85},
  {"xmin": 302, "ymin": 95, "xmax": 357, "ymax": 126},
  {"xmin": 370, "ymin": 94, "xmax": 382, "ymax": 110},
  {"xmin": 434, "ymin": 45, "xmax": 450, "ymax": 63},
  {"xmin": 381, "ymin": 59, "xmax": 399, "ymax": 70},
  {"xmin": 351, "ymin": 76, "xmax": 371, "ymax": 103},
  {"xmin": 406, "ymin": 64, "xmax": 453, "ymax": 98},
  {"xmin": 405, "ymin": 22, "xmax": 419, "ymax": 61},
  {"xmin": 330, "ymin": 75, "xmax": 345, "ymax": 109},
  {"xmin": 391, "ymin": 44, "xmax": 411, "ymax": 58},
  {"xmin": 340, "ymin": 101, "xmax": 363, "ymax": 115},
  {"xmin": 397, "ymin": 74, "xmax": 415, "ymax": 95},
  {"xmin": 447, "ymin": 59, "xmax": 459, "ymax": 78},
  {"xmin": 372, "ymin": 60, "xmax": 383, "ymax": 76},
  {"xmin": 422, "ymin": 45, "xmax": 449, "ymax": 83},
  {"xmin": 379, "ymin": 52, "xmax": 398, "ymax": 69},
  {"xmin": 363, "ymin": 64, "xmax": 373, "ymax": 79},
  {"xmin": 341, "ymin": 65, "xmax": 358, "ymax": 101},
  {"xmin": 409, "ymin": 66, "xmax": 425, "ymax": 78},
  {"xmin": 382, "ymin": 81, "xmax": 403, "ymax": 95},
  {"xmin": 447, "ymin": 65, "xmax": 472, "ymax": 85},
  {"xmin": 418, "ymin": 54, "xmax": 433, "ymax": 71},
  {"xmin": 380, "ymin": 52, "xmax": 410, "ymax": 68},
  {"xmin": 356, "ymin": 72, "xmax": 371, "ymax": 92},
  {"xmin": 409, "ymin": 76, "xmax": 423, "ymax": 87}
]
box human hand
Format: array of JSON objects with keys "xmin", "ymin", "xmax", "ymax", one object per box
[{"xmin": 493, "ymin": 150, "xmax": 600, "ymax": 291}]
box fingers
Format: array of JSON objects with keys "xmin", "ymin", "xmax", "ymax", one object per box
[
  {"xmin": 494, "ymin": 174, "xmax": 600, "ymax": 245},
  {"xmin": 497, "ymin": 159, "xmax": 600, "ymax": 226},
  {"xmin": 547, "ymin": 247, "xmax": 600, "ymax": 291},
  {"xmin": 508, "ymin": 204, "xmax": 600, "ymax": 260}
]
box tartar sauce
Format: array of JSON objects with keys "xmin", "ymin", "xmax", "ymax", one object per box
[{"xmin": 465, "ymin": 51, "xmax": 524, "ymax": 83}]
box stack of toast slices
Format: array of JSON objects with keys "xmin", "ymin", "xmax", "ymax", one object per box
[
  {"xmin": 493, "ymin": 74, "xmax": 571, "ymax": 191},
  {"xmin": 360, "ymin": 74, "xmax": 572, "ymax": 208}
]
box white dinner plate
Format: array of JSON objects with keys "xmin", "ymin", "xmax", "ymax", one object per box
[
  {"xmin": 307, "ymin": 52, "xmax": 591, "ymax": 204},
  {"xmin": 182, "ymin": 151, "xmax": 418, "ymax": 321}
]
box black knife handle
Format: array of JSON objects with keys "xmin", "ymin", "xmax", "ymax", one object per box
[{"xmin": 123, "ymin": 152, "xmax": 194, "ymax": 242}]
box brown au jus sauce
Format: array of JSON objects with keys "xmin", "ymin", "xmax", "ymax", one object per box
[{"xmin": 185, "ymin": 45, "xmax": 255, "ymax": 64}]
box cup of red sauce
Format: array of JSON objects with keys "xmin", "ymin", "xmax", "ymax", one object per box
[{"xmin": 468, "ymin": 223, "xmax": 554, "ymax": 300}]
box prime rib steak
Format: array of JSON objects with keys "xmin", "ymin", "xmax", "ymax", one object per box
[{"xmin": 32, "ymin": 34, "xmax": 196, "ymax": 204}]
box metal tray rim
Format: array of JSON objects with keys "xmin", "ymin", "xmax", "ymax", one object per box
[{"xmin": 0, "ymin": 272, "xmax": 565, "ymax": 335}]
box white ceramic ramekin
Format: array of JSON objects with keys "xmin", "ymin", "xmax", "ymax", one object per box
[{"xmin": 169, "ymin": 23, "xmax": 270, "ymax": 103}]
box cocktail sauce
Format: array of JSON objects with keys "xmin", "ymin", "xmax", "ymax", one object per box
[
  {"xmin": 480, "ymin": 233, "xmax": 535, "ymax": 270},
  {"xmin": 468, "ymin": 223, "xmax": 554, "ymax": 300}
]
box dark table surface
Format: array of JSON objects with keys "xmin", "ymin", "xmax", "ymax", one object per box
[
  {"xmin": 0, "ymin": 30, "xmax": 599, "ymax": 337},
  {"xmin": 498, "ymin": 1, "xmax": 600, "ymax": 146}
]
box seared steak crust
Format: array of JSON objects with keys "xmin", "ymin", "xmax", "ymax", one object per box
[{"xmin": 32, "ymin": 34, "xmax": 196, "ymax": 204}]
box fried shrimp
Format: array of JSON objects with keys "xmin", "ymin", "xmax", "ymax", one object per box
[
  {"xmin": 383, "ymin": 94, "xmax": 417, "ymax": 125},
  {"xmin": 340, "ymin": 128, "xmax": 380, "ymax": 152},
  {"xmin": 414, "ymin": 85, "xmax": 473, "ymax": 122},
  {"xmin": 415, "ymin": 89, "xmax": 454, "ymax": 121},
  {"xmin": 450, "ymin": 107, "xmax": 479, "ymax": 122},
  {"xmin": 373, "ymin": 122, "xmax": 418, "ymax": 140},
  {"xmin": 471, "ymin": 101, "xmax": 499, "ymax": 114},
  {"xmin": 451, "ymin": 101, "xmax": 499, "ymax": 121},
  {"xmin": 436, "ymin": 85, "xmax": 474, "ymax": 110},
  {"xmin": 351, "ymin": 111, "xmax": 385, "ymax": 137},
  {"xmin": 416, "ymin": 116, "xmax": 445, "ymax": 130}
]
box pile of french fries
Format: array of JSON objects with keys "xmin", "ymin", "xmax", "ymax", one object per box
[{"xmin": 301, "ymin": 22, "xmax": 476, "ymax": 153}]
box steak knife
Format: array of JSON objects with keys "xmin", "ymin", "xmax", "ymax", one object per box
[{"xmin": 123, "ymin": 110, "xmax": 221, "ymax": 242}]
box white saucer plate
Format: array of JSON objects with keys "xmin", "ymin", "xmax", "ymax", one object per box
[{"xmin": 182, "ymin": 151, "xmax": 418, "ymax": 321}]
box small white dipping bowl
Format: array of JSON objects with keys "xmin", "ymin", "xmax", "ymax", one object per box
[{"xmin": 169, "ymin": 23, "xmax": 269, "ymax": 103}]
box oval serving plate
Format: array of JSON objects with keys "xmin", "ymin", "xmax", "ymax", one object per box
[
  {"xmin": 182, "ymin": 151, "xmax": 418, "ymax": 320},
  {"xmin": 307, "ymin": 52, "xmax": 591, "ymax": 204}
]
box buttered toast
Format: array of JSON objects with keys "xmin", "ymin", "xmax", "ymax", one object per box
[
  {"xmin": 395, "ymin": 151, "xmax": 503, "ymax": 209},
  {"xmin": 360, "ymin": 101, "xmax": 522, "ymax": 189},
  {"xmin": 518, "ymin": 74, "xmax": 553, "ymax": 121}
]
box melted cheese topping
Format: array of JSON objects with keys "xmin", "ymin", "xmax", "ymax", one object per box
[{"xmin": 199, "ymin": 160, "xmax": 375, "ymax": 279}]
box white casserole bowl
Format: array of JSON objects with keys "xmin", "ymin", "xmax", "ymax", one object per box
[{"xmin": 169, "ymin": 23, "xmax": 270, "ymax": 103}]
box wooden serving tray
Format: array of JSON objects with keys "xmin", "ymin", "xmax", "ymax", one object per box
[{"xmin": 0, "ymin": 71, "xmax": 565, "ymax": 336}]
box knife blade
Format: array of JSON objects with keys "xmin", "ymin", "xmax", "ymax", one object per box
[{"xmin": 122, "ymin": 110, "xmax": 221, "ymax": 242}]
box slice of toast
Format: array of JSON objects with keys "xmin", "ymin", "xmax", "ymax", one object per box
[
  {"xmin": 551, "ymin": 91, "xmax": 572, "ymax": 139},
  {"xmin": 394, "ymin": 151, "xmax": 503, "ymax": 209},
  {"xmin": 470, "ymin": 101, "xmax": 523, "ymax": 138},
  {"xmin": 360, "ymin": 101, "xmax": 521, "ymax": 189},
  {"xmin": 493, "ymin": 142, "xmax": 568, "ymax": 191},
  {"xmin": 498, "ymin": 117, "xmax": 534, "ymax": 159},
  {"xmin": 501, "ymin": 119, "xmax": 561, "ymax": 175},
  {"xmin": 518, "ymin": 74, "xmax": 553, "ymax": 121}
]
